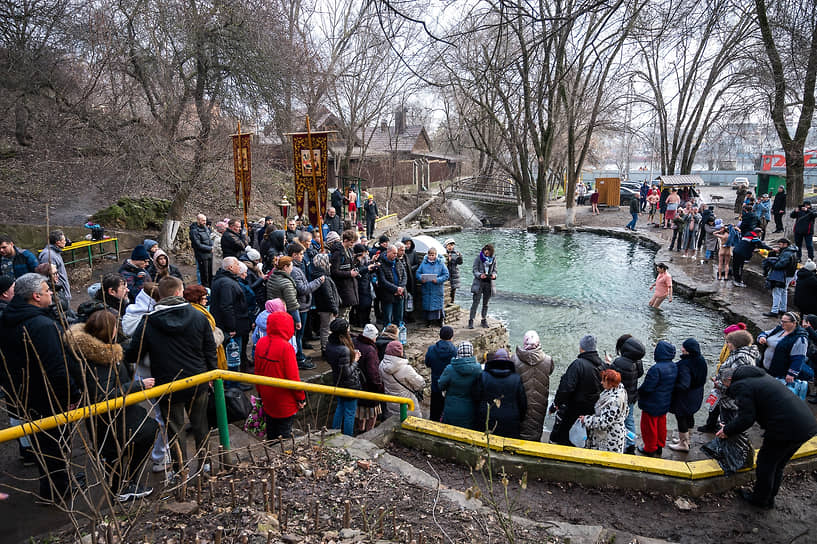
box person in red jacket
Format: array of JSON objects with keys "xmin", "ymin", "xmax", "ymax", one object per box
[{"xmin": 254, "ymin": 311, "xmax": 305, "ymax": 439}]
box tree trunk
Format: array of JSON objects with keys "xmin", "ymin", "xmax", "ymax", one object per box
[
  {"xmin": 15, "ymin": 99, "xmax": 32, "ymax": 146},
  {"xmin": 783, "ymin": 145, "xmax": 804, "ymax": 209}
]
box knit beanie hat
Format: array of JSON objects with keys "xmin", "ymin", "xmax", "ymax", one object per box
[
  {"xmin": 682, "ymin": 338, "xmax": 701, "ymax": 356},
  {"xmin": 439, "ymin": 325, "xmax": 454, "ymax": 340},
  {"xmin": 385, "ymin": 340, "xmax": 403, "ymax": 356},
  {"xmin": 654, "ymin": 340, "xmax": 676, "ymax": 362},
  {"xmin": 330, "ymin": 317, "xmax": 349, "ymax": 335},
  {"xmin": 0, "ymin": 276, "xmax": 13, "ymax": 297},
  {"xmin": 378, "ymin": 234, "xmax": 390, "ymax": 245},
  {"xmin": 266, "ymin": 298, "xmax": 286, "ymax": 313},
  {"xmin": 353, "ymin": 243, "xmax": 368, "ymax": 255},
  {"xmin": 143, "ymin": 239, "xmax": 158, "ymax": 251},
  {"xmin": 130, "ymin": 245, "xmax": 150, "ymax": 261},
  {"xmin": 313, "ymin": 253, "xmax": 330, "ymax": 271},
  {"xmin": 325, "ymin": 231, "xmax": 340, "ymax": 244},
  {"xmin": 579, "ymin": 335, "xmax": 596, "ymax": 352},
  {"xmin": 523, "ymin": 330, "xmax": 540, "ymax": 350},
  {"xmin": 362, "ymin": 324, "xmax": 379, "ymax": 341},
  {"xmin": 489, "ymin": 348, "xmax": 511, "ymax": 361},
  {"xmin": 456, "ymin": 341, "xmax": 474, "ymax": 358},
  {"xmin": 723, "ymin": 322, "xmax": 747, "ymax": 335},
  {"xmin": 805, "ymin": 260, "xmax": 817, "ymax": 272}
]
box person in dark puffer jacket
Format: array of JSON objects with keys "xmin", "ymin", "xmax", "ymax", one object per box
[
  {"xmin": 668, "ymin": 338, "xmax": 708, "ymax": 453},
  {"xmin": 354, "ymin": 324, "xmax": 384, "ymax": 432},
  {"xmin": 549, "ymin": 335, "xmax": 606, "ymax": 446},
  {"xmin": 325, "ymin": 318, "xmax": 361, "ymax": 436},
  {"xmin": 609, "ymin": 334, "xmax": 645, "ymax": 454},
  {"xmin": 637, "ymin": 340, "xmax": 678, "ymax": 457},
  {"xmin": 794, "ymin": 260, "xmax": 817, "ymax": 316},
  {"xmin": 311, "ymin": 253, "xmax": 340, "ymax": 353},
  {"xmin": 424, "ymin": 325, "xmax": 458, "ymax": 422},
  {"xmin": 512, "ymin": 330, "xmax": 554, "ymax": 442},
  {"xmin": 473, "ymin": 349, "xmax": 527, "ymax": 439},
  {"xmin": 719, "ymin": 365, "xmax": 817, "ymax": 509}
]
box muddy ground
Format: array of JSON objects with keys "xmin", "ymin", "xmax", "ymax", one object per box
[{"xmin": 386, "ymin": 442, "xmax": 817, "ymax": 544}]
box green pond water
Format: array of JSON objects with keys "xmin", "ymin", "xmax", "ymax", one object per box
[{"xmin": 439, "ymin": 230, "xmax": 727, "ymax": 385}]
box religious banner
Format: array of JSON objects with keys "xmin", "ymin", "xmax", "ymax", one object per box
[
  {"xmin": 232, "ymin": 130, "xmax": 253, "ymax": 219},
  {"xmin": 291, "ymin": 131, "xmax": 330, "ymax": 226}
]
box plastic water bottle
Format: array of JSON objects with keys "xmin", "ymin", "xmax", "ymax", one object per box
[
  {"xmin": 226, "ymin": 338, "xmax": 241, "ymax": 387},
  {"xmin": 626, "ymin": 430, "xmax": 637, "ymax": 443},
  {"xmin": 398, "ymin": 322, "xmax": 407, "ymax": 345}
]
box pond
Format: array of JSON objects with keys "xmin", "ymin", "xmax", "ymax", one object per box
[{"xmin": 438, "ymin": 230, "xmax": 727, "ymax": 421}]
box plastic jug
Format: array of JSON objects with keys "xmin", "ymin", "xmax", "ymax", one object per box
[
  {"xmin": 226, "ymin": 338, "xmax": 241, "ymax": 387},
  {"xmin": 398, "ymin": 322, "xmax": 407, "ymax": 345}
]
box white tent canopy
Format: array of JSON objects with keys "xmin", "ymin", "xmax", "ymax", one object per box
[{"xmin": 405, "ymin": 234, "xmax": 447, "ymax": 255}]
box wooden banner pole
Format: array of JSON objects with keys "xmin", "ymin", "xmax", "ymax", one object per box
[
  {"xmin": 306, "ymin": 116, "xmax": 324, "ymax": 251},
  {"xmin": 238, "ymin": 121, "xmax": 249, "ymax": 231}
]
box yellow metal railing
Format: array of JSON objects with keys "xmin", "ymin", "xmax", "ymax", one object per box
[{"xmin": 0, "ymin": 370, "xmax": 414, "ymax": 450}]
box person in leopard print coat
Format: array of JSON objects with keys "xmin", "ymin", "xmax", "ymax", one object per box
[{"xmin": 580, "ymin": 369, "xmax": 629, "ymax": 453}]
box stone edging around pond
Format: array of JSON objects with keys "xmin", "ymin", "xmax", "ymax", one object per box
[
  {"xmin": 528, "ymin": 224, "xmax": 771, "ymax": 335},
  {"xmin": 396, "ymin": 416, "xmax": 817, "ymax": 497}
]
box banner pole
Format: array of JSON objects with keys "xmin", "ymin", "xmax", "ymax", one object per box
[{"xmin": 306, "ymin": 116, "xmax": 324, "ymax": 251}]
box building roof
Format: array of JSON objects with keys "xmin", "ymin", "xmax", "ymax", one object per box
[{"xmin": 657, "ymin": 175, "xmax": 703, "ymax": 187}]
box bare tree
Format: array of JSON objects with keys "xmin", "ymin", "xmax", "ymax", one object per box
[
  {"xmin": 753, "ymin": 0, "xmax": 817, "ymax": 207},
  {"xmin": 630, "ymin": 0, "xmax": 754, "ymax": 176}
]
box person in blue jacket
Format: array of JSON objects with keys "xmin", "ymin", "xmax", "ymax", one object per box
[
  {"xmin": 415, "ymin": 247, "xmax": 449, "ymax": 327},
  {"xmin": 439, "ymin": 341, "xmax": 482, "ymax": 429},
  {"xmin": 637, "ymin": 340, "xmax": 678, "ymax": 457},
  {"xmin": 424, "ymin": 325, "xmax": 457, "ymax": 421},
  {"xmin": 668, "ymin": 338, "xmax": 708, "ymax": 452}
]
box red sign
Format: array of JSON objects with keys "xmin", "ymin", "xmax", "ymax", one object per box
[{"xmin": 761, "ymin": 151, "xmax": 817, "ymax": 170}]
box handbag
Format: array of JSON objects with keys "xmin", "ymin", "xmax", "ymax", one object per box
[
  {"xmin": 208, "ymin": 386, "xmax": 252, "ymax": 428},
  {"xmin": 243, "ymin": 395, "xmax": 267, "ymax": 438}
]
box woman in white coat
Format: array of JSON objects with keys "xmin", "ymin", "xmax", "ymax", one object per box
[{"xmin": 379, "ymin": 340, "xmax": 425, "ymax": 418}]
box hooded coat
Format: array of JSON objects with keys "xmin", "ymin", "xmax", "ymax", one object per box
[
  {"xmin": 123, "ymin": 297, "xmax": 217, "ymax": 401},
  {"xmin": 512, "ymin": 345, "xmax": 554, "ymax": 441},
  {"xmin": 670, "ymin": 339, "xmax": 708, "ymax": 417},
  {"xmin": 473, "ymin": 357, "xmax": 527, "ymax": 438},
  {"xmin": 210, "ymin": 268, "xmax": 251, "ymax": 336},
  {"xmin": 147, "ymin": 249, "xmax": 183, "ymax": 282},
  {"xmin": 610, "ymin": 337, "xmax": 645, "ymax": 404},
  {"xmin": 438, "ymin": 356, "xmax": 481, "ymax": 428},
  {"xmin": 310, "ymin": 265, "xmax": 340, "ymax": 314},
  {"xmin": 0, "ymin": 296, "xmax": 82, "ymax": 415},
  {"xmin": 326, "ymin": 336, "xmax": 361, "ymax": 390},
  {"xmin": 415, "ymin": 256, "xmax": 450, "ymax": 312},
  {"xmin": 255, "ymin": 312, "xmax": 304, "ymax": 419},
  {"xmin": 424, "ymin": 339, "xmax": 458, "ymax": 393},
  {"xmin": 724, "ymin": 365, "xmax": 817, "ymax": 442},
  {"xmin": 583, "ymin": 383, "xmax": 629, "ymax": 453},
  {"xmin": 795, "ymin": 267, "xmax": 817, "ymax": 315},
  {"xmin": 638, "ymin": 341, "xmax": 678, "ymax": 417},
  {"xmin": 118, "ymin": 260, "xmax": 149, "ymax": 303},
  {"xmin": 380, "ymin": 353, "xmax": 424, "ymax": 418}
]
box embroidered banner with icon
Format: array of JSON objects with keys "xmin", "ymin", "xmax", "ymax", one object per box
[{"xmin": 291, "ymin": 132, "xmax": 330, "ymax": 226}]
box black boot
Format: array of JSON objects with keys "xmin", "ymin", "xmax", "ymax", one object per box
[
  {"xmin": 480, "ymin": 319, "xmax": 489, "ymax": 328},
  {"xmin": 468, "ymin": 320, "xmax": 474, "ymax": 329}
]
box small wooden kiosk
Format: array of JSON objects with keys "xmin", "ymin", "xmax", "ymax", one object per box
[{"xmin": 595, "ymin": 177, "xmax": 621, "ymax": 206}]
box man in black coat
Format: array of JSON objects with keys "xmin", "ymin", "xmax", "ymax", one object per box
[
  {"xmin": 189, "ymin": 213, "xmax": 214, "ymax": 287},
  {"xmin": 790, "ymin": 201, "xmax": 817, "ymax": 261},
  {"xmin": 324, "ymin": 207, "xmax": 342, "ymax": 236},
  {"xmin": 718, "ymin": 365, "xmax": 817, "ymax": 508},
  {"xmin": 221, "ymin": 219, "xmax": 249, "ymax": 259},
  {"xmin": 771, "ymin": 185, "xmax": 786, "ymax": 233},
  {"xmin": 363, "ymin": 194, "xmax": 379, "ymax": 239},
  {"xmin": 329, "ymin": 229, "xmax": 360, "ymax": 320},
  {"xmin": 124, "ymin": 276, "xmax": 217, "ymax": 476},
  {"xmin": 210, "ymin": 257, "xmax": 251, "ymax": 369},
  {"xmin": 0, "ymin": 273, "xmax": 82, "ymax": 500},
  {"xmin": 549, "ymin": 335, "xmax": 606, "ymax": 446},
  {"xmin": 794, "ymin": 260, "xmax": 817, "ymax": 316}
]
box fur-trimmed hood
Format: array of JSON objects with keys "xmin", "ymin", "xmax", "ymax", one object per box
[{"xmin": 67, "ymin": 323, "xmax": 122, "ymax": 366}]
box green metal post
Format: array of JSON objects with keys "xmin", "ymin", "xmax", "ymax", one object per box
[
  {"xmin": 213, "ymin": 379, "xmax": 231, "ymax": 450},
  {"xmin": 400, "ymin": 402, "xmax": 407, "ymax": 421}
]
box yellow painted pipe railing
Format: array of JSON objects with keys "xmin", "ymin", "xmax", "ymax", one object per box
[{"xmin": 0, "ymin": 370, "xmax": 414, "ymax": 446}]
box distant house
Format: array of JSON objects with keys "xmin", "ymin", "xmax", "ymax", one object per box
[{"xmin": 260, "ymin": 109, "xmax": 461, "ymax": 190}]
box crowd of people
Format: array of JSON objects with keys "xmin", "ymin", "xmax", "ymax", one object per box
[{"xmin": 1, "ymin": 180, "xmax": 816, "ymax": 512}]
